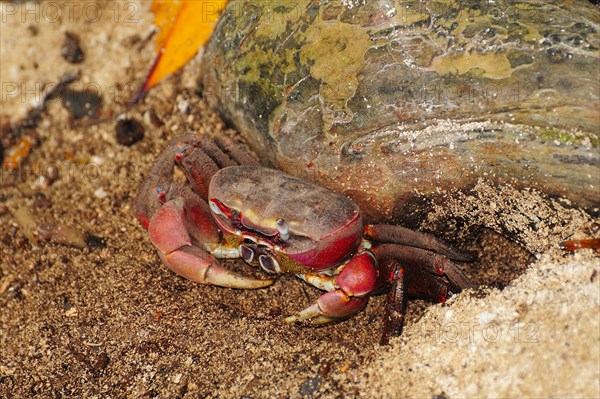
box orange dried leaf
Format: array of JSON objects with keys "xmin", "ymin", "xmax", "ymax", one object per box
[
  {"xmin": 560, "ymin": 239, "xmax": 600, "ymax": 253},
  {"xmin": 141, "ymin": 0, "xmax": 227, "ymax": 94}
]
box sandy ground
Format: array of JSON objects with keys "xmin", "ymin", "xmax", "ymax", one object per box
[{"xmin": 1, "ymin": 2, "xmax": 599, "ymax": 398}]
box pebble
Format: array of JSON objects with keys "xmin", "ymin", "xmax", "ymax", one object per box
[
  {"xmin": 444, "ymin": 310, "xmax": 454, "ymax": 322},
  {"xmin": 27, "ymin": 25, "xmax": 38, "ymax": 36},
  {"xmin": 61, "ymin": 32, "xmax": 84, "ymax": 64},
  {"xmin": 43, "ymin": 164, "xmax": 60, "ymax": 184},
  {"xmin": 61, "ymin": 88, "xmax": 103, "ymax": 119},
  {"xmin": 171, "ymin": 373, "xmax": 182, "ymax": 384},
  {"xmin": 13, "ymin": 206, "xmax": 88, "ymax": 248},
  {"xmin": 90, "ymin": 155, "xmax": 105, "ymax": 165},
  {"xmin": 94, "ymin": 188, "xmax": 108, "ymax": 199},
  {"xmin": 299, "ymin": 375, "xmax": 321, "ymax": 396},
  {"xmin": 177, "ymin": 99, "xmax": 191, "ymax": 114},
  {"xmin": 115, "ymin": 118, "xmax": 145, "ymax": 146},
  {"xmin": 65, "ymin": 308, "xmax": 78, "ymax": 317},
  {"xmin": 85, "ymin": 235, "xmax": 106, "ymax": 249},
  {"xmin": 13, "ymin": 206, "xmax": 38, "ymax": 243}
]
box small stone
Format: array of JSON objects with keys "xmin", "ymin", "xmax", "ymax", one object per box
[
  {"xmin": 187, "ymin": 382, "xmax": 198, "ymax": 391},
  {"xmin": 299, "ymin": 376, "xmax": 321, "ymax": 396},
  {"xmin": 61, "ymin": 88, "xmax": 102, "ymax": 119},
  {"xmin": 65, "ymin": 307, "xmax": 78, "ymax": 317},
  {"xmin": 27, "ymin": 25, "xmax": 38, "ymax": 36},
  {"xmin": 43, "ymin": 164, "xmax": 60, "ymax": 184},
  {"xmin": 147, "ymin": 109, "xmax": 163, "ymax": 127},
  {"xmin": 115, "ymin": 118, "xmax": 145, "ymax": 146},
  {"xmin": 94, "ymin": 188, "xmax": 108, "ymax": 199},
  {"xmin": 90, "ymin": 156, "xmax": 105, "ymax": 165},
  {"xmin": 177, "ymin": 99, "xmax": 190, "ymax": 114},
  {"xmin": 444, "ymin": 310, "xmax": 454, "ymax": 322},
  {"xmin": 86, "ymin": 235, "xmax": 106, "ymax": 249},
  {"xmin": 50, "ymin": 225, "xmax": 87, "ymax": 249},
  {"xmin": 61, "ymin": 32, "xmax": 84, "ymax": 64},
  {"xmin": 12, "ymin": 206, "xmax": 39, "ymax": 243}
]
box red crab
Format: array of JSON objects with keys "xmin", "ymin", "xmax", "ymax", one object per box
[{"xmin": 135, "ymin": 133, "xmax": 474, "ymax": 344}]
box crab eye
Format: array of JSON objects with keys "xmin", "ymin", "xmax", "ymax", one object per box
[
  {"xmin": 276, "ymin": 219, "xmax": 289, "ymax": 241},
  {"xmin": 209, "ymin": 198, "xmax": 240, "ymax": 222},
  {"xmin": 209, "ymin": 200, "xmax": 222, "ymax": 215}
]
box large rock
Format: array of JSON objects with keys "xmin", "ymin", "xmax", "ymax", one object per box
[{"xmin": 201, "ymin": 0, "xmax": 599, "ymax": 222}]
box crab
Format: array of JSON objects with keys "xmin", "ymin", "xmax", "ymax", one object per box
[{"xmin": 135, "ymin": 133, "xmax": 474, "ymax": 344}]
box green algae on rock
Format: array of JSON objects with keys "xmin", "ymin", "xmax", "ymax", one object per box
[{"xmin": 201, "ymin": 0, "xmax": 599, "ymax": 222}]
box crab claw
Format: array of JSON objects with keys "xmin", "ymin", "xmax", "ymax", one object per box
[
  {"xmin": 286, "ymin": 252, "xmax": 377, "ymax": 324},
  {"xmin": 148, "ymin": 198, "xmax": 273, "ymax": 289},
  {"xmin": 285, "ymin": 290, "xmax": 368, "ymax": 324},
  {"xmin": 159, "ymin": 246, "xmax": 273, "ymax": 289}
]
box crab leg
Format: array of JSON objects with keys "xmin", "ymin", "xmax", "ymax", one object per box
[
  {"xmin": 135, "ymin": 133, "xmax": 201, "ymax": 228},
  {"xmin": 176, "ymin": 143, "xmax": 221, "ymax": 198},
  {"xmin": 381, "ymin": 261, "xmax": 407, "ymax": 345},
  {"xmin": 374, "ymin": 245, "xmax": 472, "ymax": 344},
  {"xmin": 284, "ymin": 291, "xmax": 368, "ymax": 324},
  {"xmin": 365, "ymin": 224, "xmax": 474, "ymax": 262},
  {"xmin": 195, "ymin": 135, "xmax": 238, "ymax": 168},
  {"xmin": 175, "ymin": 136, "xmax": 260, "ymax": 199},
  {"xmin": 214, "ymin": 136, "xmax": 260, "ymax": 166},
  {"xmin": 372, "ymin": 244, "xmax": 473, "ymax": 292}
]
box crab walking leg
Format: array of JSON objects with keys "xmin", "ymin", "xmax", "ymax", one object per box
[
  {"xmin": 365, "ymin": 225, "xmax": 474, "ymax": 262},
  {"xmin": 137, "ymin": 133, "xmax": 258, "ymax": 227},
  {"xmin": 135, "ymin": 145, "xmax": 181, "ymax": 228},
  {"xmin": 286, "ymin": 252, "xmax": 378, "ymax": 324},
  {"xmin": 214, "ymin": 136, "xmax": 260, "ymax": 166},
  {"xmin": 196, "ymin": 135, "xmax": 238, "ymax": 168},
  {"xmin": 175, "ymin": 135, "xmax": 260, "ymax": 199},
  {"xmin": 148, "ymin": 196, "xmax": 273, "ymax": 289},
  {"xmin": 176, "ymin": 144, "xmax": 221, "ymax": 199},
  {"xmin": 135, "ymin": 133, "xmax": 203, "ymax": 228},
  {"xmin": 372, "ymin": 244, "xmax": 473, "ymax": 292},
  {"xmin": 381, "ymin": 261, "xmax": 407, "ymax": 345}
]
